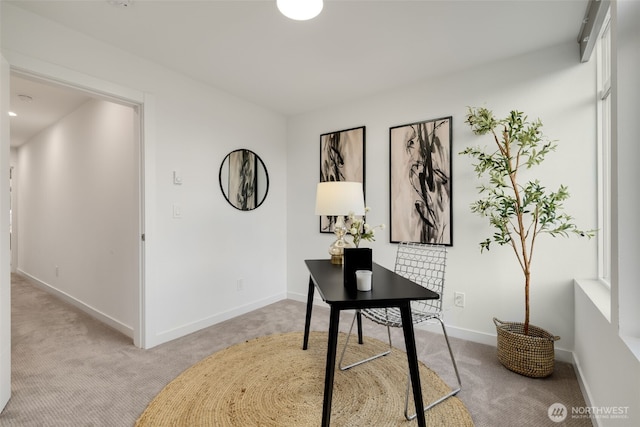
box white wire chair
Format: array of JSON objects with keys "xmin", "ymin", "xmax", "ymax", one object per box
[{"xmin": 338, "ymin": 242, "xmax": 462, "ymax": 421}]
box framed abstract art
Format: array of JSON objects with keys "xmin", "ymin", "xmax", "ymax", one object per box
[
  {"xmin": 319, "ymin": 126, "xmax": 366, "ymax": 233},
  {"xmin": 227, "ymin": 148, "xmax": 257, "ymax": 210},
  {"xmin": 389, "ymin": 117, "xmax": 452, "ymax": 245}
]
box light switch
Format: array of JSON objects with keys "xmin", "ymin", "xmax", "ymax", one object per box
[
  {"xmin": 172, "ymin": 204, "xmax": 182, "ymax": 219},
  {"xmin": 173, "ymin": 171, "xmax": 183, "ymax": 185}
]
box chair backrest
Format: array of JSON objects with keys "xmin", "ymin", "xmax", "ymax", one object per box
[{"xmin": 394, "ymin": 242, "xmax": 447, "ymax": 314}]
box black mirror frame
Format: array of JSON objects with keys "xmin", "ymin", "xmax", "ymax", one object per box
[{"xmin": 218, "ymin": 149, "xmax": 269, "ymax": 211}]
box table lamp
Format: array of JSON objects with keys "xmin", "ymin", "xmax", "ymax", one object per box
[{"xmin": 315, "ymin": 181, "xmax": 366, "ymax": 264}]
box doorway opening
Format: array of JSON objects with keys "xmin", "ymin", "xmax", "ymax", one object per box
[{"xmin": 9, "ymin": 70, "xmax": 145, "ymax": 348}]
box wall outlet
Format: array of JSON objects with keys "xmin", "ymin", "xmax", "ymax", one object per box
[
  {"xmin": 454, "ymin": 291, "xmax": 465, "ymax": 308},
  {"xmin": 236, "ymin": 279, "xmax": 244, "ymax": 292},
  {"xmin": 55, "ymin": 265, "xmax": 59, "ymax": 277}
]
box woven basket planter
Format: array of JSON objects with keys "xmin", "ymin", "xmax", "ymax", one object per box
[{"xmin": 493, "ymin": 318, "xmax": 560, "ymax": 378}]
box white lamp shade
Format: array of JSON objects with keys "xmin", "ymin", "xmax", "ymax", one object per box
[
  {"xmin": 315, "ymin": 182, "xmax": 365, "ymax": 216},
  {"xmin": 277, "ymin": 0, "xmax": 323, "ymax": 21}
]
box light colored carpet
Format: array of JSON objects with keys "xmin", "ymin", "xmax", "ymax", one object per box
[
  {"xmin": 135, "ymin": 331, "xmax": 473, "ymax": 426},
  {"xmin": 3, "ymin": 273, "xmax": 591, "ymax": 426}
]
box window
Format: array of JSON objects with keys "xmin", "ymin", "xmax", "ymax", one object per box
[{"xmin": 596, "ymin": 10, "xmax": 611, "ymax": 286}]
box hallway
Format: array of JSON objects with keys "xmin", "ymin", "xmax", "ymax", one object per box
[{"xmin": 4, "ymin": 274, "xmax": 304, "ymax": 425}]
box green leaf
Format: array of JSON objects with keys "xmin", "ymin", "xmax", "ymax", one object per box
[{"xmin": 460, "ymin": 106, "xmax": 594, "ymax": 262}]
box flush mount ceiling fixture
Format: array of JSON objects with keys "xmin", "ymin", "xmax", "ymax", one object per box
[
  {"xmin": 107, "ymin": 0, "xmax": 132, "ymax": 8},
  {"xmin": 277, "ymin": 0, "xmax": 323, "ymax": 21}
]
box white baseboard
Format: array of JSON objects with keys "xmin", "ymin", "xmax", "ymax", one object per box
[
  {"xmin": 287, "ymin": 290, "xmax": 574, "ymax": 363},
  {"xmin": 571, "ymin": 352, "xmax": 600, "ymax": 427},
  {"xmin": 17, "ymin": 269, "xmax": 134, "ymax": 339},
  {"xmin": 148, "ymin": 292, "xmax": 288, "ymax": 349}
]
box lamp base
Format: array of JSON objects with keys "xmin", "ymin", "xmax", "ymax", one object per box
[
  {"xmin": 327, "ymin": 215, "xmax": 350, "ymax": 265},
  {"xmin": 328, "ymin": 235, "xmax": 350, "ymax": 265}
]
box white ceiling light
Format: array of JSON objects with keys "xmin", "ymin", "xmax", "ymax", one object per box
[
  {"xmin": 277, "ymin": 0, "xmax": 323, "ymax": 21},
  {"xmin": 107, "ymin": 0, "xmax": 132, "ymax": 8}
]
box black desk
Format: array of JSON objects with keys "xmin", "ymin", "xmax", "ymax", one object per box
[{"xmin": 303, "ymin": 259, "xmax": 439, "ymax": 427}]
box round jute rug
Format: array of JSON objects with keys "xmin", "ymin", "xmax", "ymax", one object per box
[{"xmin": 136, "ymin": 331, "xmax": 473, "ymax": 426}]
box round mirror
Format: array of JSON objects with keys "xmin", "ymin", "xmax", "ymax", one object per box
[{"xmin": 219, "ymin": 149, "xmax": 269, "ymax": 211}]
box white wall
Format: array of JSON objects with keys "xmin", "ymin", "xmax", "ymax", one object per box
[
  {"xmin": 287, "ymin": 41, "xmax": 598, "ymax": 358},
  {"xmin": 1, "ymin": 4, "xmax": 288, "ymax": 348},
  {"xmin": 16, "ymin": 99, "xmax": 138, "ymax": 336},
  {"xmin": 575, "ymin": 282, "xmax": 638, "ymax": 426},
  {"xmin": 614, "ymin": 0, "xmax": 640, "ymax": 340},
  {"xmin": 573, "ymin": 1, "xmax": 640, "ymax": 425}
]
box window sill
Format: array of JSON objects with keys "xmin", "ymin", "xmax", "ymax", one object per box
[
  {"xmin": 574, "ymin": 278, "xmax": 611, "ymax": 322},
  {"xmin": 621, "ymin": 335, "xmax": 640, "ymax": 362},
  {"xmin": 575, "ymin": 279, "xmax": 640, "ymax": 363}
]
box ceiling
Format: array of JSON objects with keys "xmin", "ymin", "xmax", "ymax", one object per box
[
  {"xmin": 7, "ymin": 0, "xmax": 589, "ymax": 147},
  {"xmin": 9, "ymin": 74, "xmax": 93, "ymax": 147}
]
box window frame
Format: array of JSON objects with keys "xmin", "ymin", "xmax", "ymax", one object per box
[{"xmin": 595, "ymin": 9, "xmax": 612, "ymax": 287}]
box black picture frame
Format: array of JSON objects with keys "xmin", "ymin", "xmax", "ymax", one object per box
[
  {"xmin": 389, "ymin": 116, "xmax": 452, "ymax": 245},
  {"xmin": 319, "ymin": 126, "xmax": 366, "ymax": 233},
  {"xmin": 219, "ymin": 149, "xmax": 270, "ymax": 211}
]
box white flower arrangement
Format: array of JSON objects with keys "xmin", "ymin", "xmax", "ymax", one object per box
[{"xmin": 347, "ymin": 207, "xmax": 385, "ymax": 248}]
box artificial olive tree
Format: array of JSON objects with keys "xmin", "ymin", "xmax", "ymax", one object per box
[{"xmin": 460, "ymin": 107, "xmax": 593, "ymax": 335}]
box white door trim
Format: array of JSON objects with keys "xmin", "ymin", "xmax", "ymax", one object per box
[
  {"xmin": 0, "ymin": 51, "xmax": 13, "ymax": 413},
  {"xmin": 5, "ymin": 49, "xmax": 153, "ymax": 349}
]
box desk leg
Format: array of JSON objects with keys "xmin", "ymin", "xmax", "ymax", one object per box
[
  {"xmin": 356, "ymin": 310, "xmax": 364, "ymax": 344},
  {"xmin": 400, "ymin": 303, "xmax": 426, "ymax": 427},
  {"xmin": 303, "ymin": 276, "xmax": 315, "ymax": 350},
  {"xmin": 322, "ymin": 306, "xmax": 340, "ymax": 427}
]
